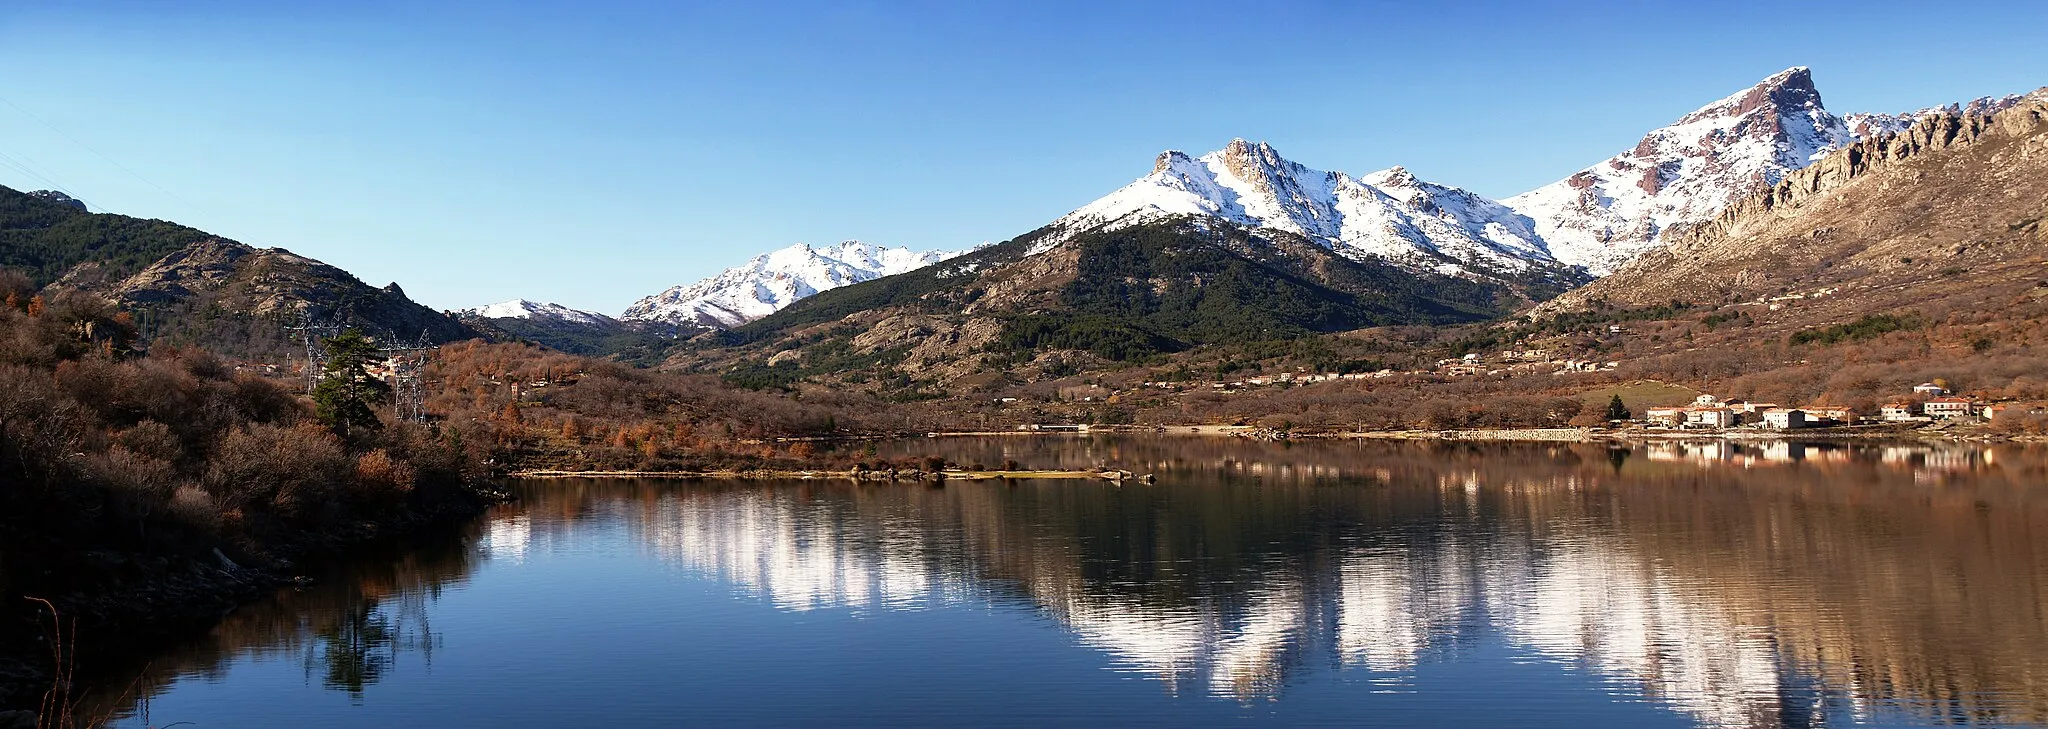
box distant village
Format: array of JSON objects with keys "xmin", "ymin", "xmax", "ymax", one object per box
[
  {"xmin": 1005, "ymin": 340, "xmax": 2045, "ymax": 432},
  {"xmin": 1639, "ymin": 381, "xmax": 2036, "ymax": 431},
  {"xmin": 1123, "ymin": 346, "xmax": 1621, "ymax": 396}
]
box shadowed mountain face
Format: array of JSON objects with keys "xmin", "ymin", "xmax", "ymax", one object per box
[{"xmin": 93, "ymin": 438, "xmax": 2048, "ymax": 728}]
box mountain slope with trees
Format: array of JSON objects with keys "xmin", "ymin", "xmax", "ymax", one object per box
[
  {"xmin": 676, "ymin": 217, "xmax": 1518, "ymax": 392},
  {"xmin": 0, "ymin": 185, "xmax": 210, "ymax": 288},
  {"xmin": 0, "ymin": 184, "xmax": 477, "ymax": 358}
]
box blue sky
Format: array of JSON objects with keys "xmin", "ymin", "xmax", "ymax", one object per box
[{"xmin": 2, "ymin": 1, "xmax": 2044, "ymax": 313}]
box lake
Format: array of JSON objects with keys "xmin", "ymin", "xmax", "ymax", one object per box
[{"xmin": 98, "ymin": 437, "xmax": 2048, "ymax": 728}]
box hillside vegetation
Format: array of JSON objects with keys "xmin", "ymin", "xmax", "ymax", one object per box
[
  {"xmin": 683, "ymin": 218, "xmax": 1513, "ymax": 392},
  {"xmin": 0, "ymin": 281, "xmax": 496, "ymax": 709},
  {"xmin": 0, "ymin": 186, "xmax": 209, "ymax": 287}
]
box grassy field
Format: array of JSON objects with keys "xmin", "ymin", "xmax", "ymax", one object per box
[{"xmin": 1576, "ymin": 380, "xmax": 1704, "ymax": 411}]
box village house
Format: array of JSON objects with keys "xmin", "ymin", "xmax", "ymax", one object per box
[
  {"xmin": 1762, "ymin": 409, "xmax": 1807, "ymax": 429},
  {"xmin": 1913, "ymin": 382, "xmax": 1950, "ymax": 397},
  {"xmin": 1714, "ymin": 400, "xmax": 1780, "ymax": 424},
  {"xmin": 1881, "ymin": 402, "xmax": 1925, "ymax": 422},
  {"xmin": 1922, "ymin": 397, "xmax": 1979, "ymax": 420},
  {"xmin": 1645, "ymin": 406, "xmax": 1687, "ymax": 426},
  {"xmin": 1984, "ymin": 403, "xmax": 2045, "ymax": 421},
  {"xmin": 1801, "ymin": 406, "xmax": 1856, "ymax": 425},
  {"xmin": 1686, "ymin": 406, "xmax": 1736, "ymax": 428}
]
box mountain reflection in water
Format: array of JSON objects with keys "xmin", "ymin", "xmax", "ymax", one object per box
[{"xmin": 107, "ymin": 439, "xmax": 2048, "ymax": 729}]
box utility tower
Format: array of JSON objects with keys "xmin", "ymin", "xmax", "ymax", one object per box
[
  {"xmin": 283, "ymin": 307, "xmax": 344, "ymax": 393},
  {"xmin": 378, "ymin": 329, "xmax": 438, "ymax": 424}
]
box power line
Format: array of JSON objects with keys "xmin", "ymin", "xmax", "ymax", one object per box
[
  {"xmin": 0, "ymin": 92, "xmax": 201, "ymax": 217},
  {"xmin": 0, "ymin": 143, "xmax": 98, "ymax": 209}
]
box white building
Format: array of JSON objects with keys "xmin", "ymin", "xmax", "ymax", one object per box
[
  {"xmin": 1686, "ymin": 407, "xmax": 1735, "ymax": 428},
  {"xmin": 1645, "ymin": 406, "xmax": 1685, "ymax": 426},
  {"xmin": 1923, "ymin": 398, "xmax": 1978, "ymax": 420},
  {"xmin": 1762, "ymin": 409, "xmax": 1807, "ymax": 429},
  {"xmin": 1881, "ymin": 403, "xmax": 1923, "ymax": 422}
]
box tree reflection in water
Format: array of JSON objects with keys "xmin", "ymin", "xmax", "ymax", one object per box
[{"xmin": 308, "ymin": 603, "xmax": 395, "ymax": 698}]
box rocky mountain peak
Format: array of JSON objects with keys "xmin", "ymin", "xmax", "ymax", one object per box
[
  {"xmin": 1152, "ymin": 150, "xmax": 1195, "ymax": 174},
  {"xmin": 1216, "ymin": 138, "xmax": 1294, "ymax": 190},
  {"xmin": 1367, "ymin": 165, "xmax": 1419, "ymax": 188},
  {"xmin": 1677, "ymin": 66, "xmax": 1822, "ymax": 125},
  {"xmin": 1505, "ymin": 67, "xmax": 1855, "ymax": 275}
]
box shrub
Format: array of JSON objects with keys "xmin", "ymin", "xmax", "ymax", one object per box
[
  {"xmin": 352, "ymin": 449, "xmax": 417, "ymax": 511},
  {"xmin": 205, "ymin": 422, "xmax": 351, "ymax": 522},
  {"xmin": 1790, "ymin": 314, "xmax": 1916, "ymax": 346}
]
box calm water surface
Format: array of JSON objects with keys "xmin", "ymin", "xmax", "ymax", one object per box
[{"xmin": 103, "ymin": 438, "xmax": 2048, "ymax": 728}]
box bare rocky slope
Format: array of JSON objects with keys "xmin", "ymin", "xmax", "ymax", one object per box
[{"xmin": 49, "ymin": 238, "xmax": 475, "ymax": 356}]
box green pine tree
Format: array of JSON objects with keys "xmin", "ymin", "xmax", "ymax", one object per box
[
  {"xmin": 313, "ymin": 329, "xmax": 391, "ymax": 437},
  {"xmin": 1606, "ymin": 395, "xmax": 1632, "ymax": 421}
]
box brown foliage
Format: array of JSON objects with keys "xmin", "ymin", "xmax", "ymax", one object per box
[
  {"xmin": 426, "ymin": 340, "xmax": 888, "ymax": 471},
  {"xmin": 0, "ymin": 289, "xmax": 487, "ymax": 568}
]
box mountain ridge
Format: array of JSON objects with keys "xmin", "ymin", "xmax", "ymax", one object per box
[
  {"xmin": 0, "ymin": 183, "xmax": 476, "ymax": 356},
  {"xmin": 1036, "ymin": 138, "xmax": 1580, "ymax": 295},
  {"xmin": 459, "ymin": 299, "xmax": 616, "ymax": 326},
  {"xmin": 623, "ymin": 240, "xmax": 963, "ymax": 329},
  {"xmin": 530, "ymin": 67, "xmax": 2036, "ymax": 356}
]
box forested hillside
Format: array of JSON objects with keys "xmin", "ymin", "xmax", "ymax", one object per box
[
  {"xmin": 0, "ymin": 185, "xmax": 211, "ymax": 287},
  {"xmin": 682, "ymin": 218, "xmax": 1515, "ymax": 393}
]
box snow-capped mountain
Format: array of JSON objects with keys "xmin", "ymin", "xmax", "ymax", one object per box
[
  {"xmin": 1042, "ymin": 139, "xmax": 1562, "ymax": 279},
  {"xmin": 622, "ymin": 241, "xmax": 961, "ymax": 328},
  {"xmin": 1504, "ymin": 67, "xmax": 1859, "ymax": 275},
  {"xmin": 459, "ymin": 299, "xmax": 617, "ymax": 326}
]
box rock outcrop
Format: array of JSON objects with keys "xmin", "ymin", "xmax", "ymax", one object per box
[{"xmin": 53, "ymin": 238, "xmax": 476, "ymax": 347}]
